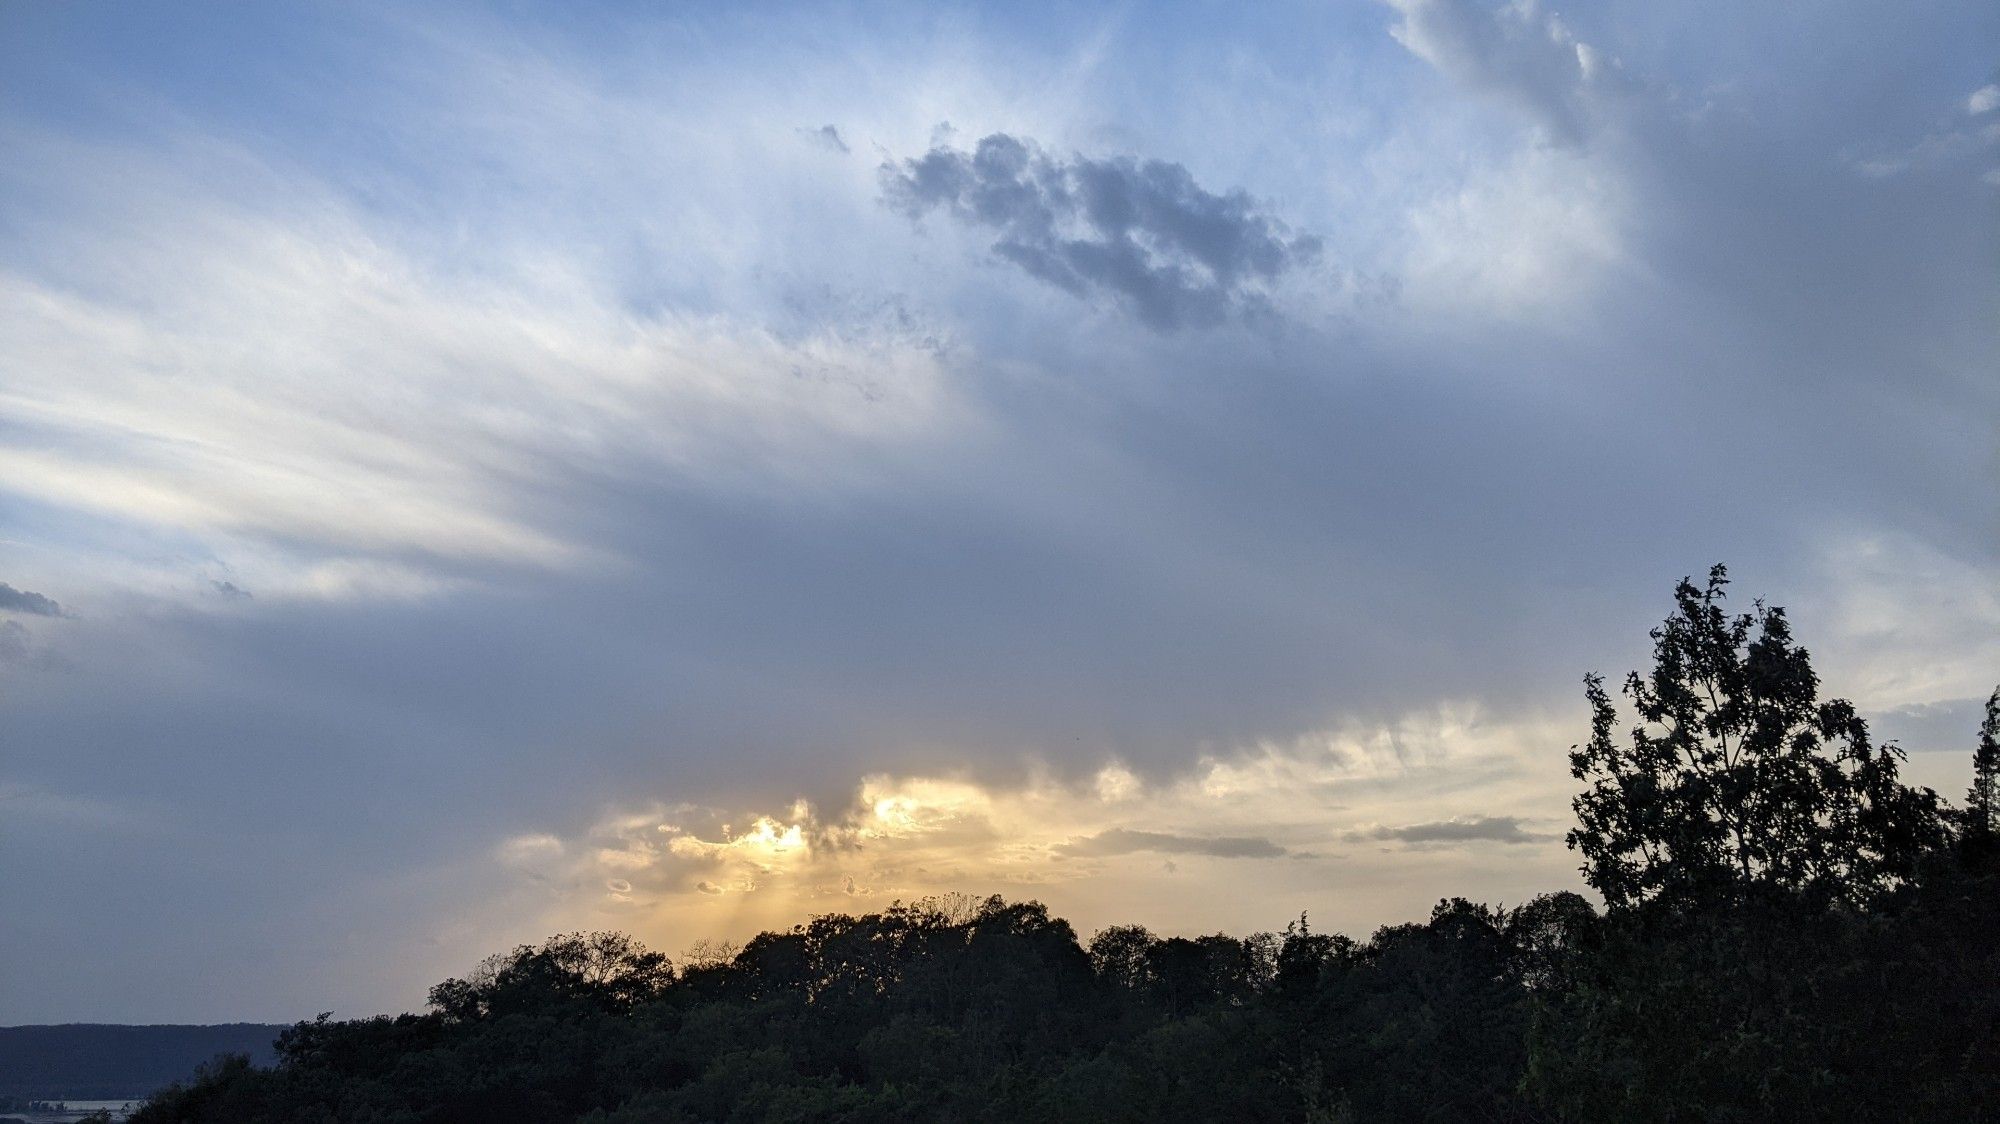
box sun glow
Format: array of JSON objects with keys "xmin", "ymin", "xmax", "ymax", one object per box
[{"xmin": 494, "ymin": 707, "xmax": 1590, "ymax": 960}]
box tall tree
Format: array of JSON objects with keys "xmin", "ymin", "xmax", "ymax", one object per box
[
  {"xmin": 1568, "ymin": 565, "xmax": 1944, "ymax": 912},
  {"xmin": 1969, "ymin": 686, "xmax": 2000, "ymax": 838}
]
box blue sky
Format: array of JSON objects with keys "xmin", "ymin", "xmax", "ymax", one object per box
[{"xmin": 1, "ymin": 0, "xmax": 1995, "ymax": 1023}]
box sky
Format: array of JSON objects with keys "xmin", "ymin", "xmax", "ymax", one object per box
[{"xmin": 0, "ymin": 0, "xmax": 1995, "ymax": 1024}]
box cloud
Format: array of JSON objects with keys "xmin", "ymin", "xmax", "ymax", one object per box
[
  {"xmin": 498, "ymin": 833, "xmax": 564, "ymax": 867},
  {"xmin": 0, "ymin": 583, "xmax": 65, "ymax": 618},
  {"xmin": 2, "ymin": 0, "xmax": 1994, "ymax": 1025},
  {"xmin": 1054, "ymin": 828, "xmax": 1291, "ymax": 859},
  {"xmin": 881, "ymin": 133, "xmax": 1321, "ymax": 330},
  {"xmin": 1354, "ymin": 815, "xmax": 1551, "ymax": 846},
  {"xmin": 0, "ymin": 145, "xmax": 958, "ymax": 589},
  {"xmin": 1385, "ymin": 0, "xmax": 1605, "ymax": 145},
  {"xmin": 1968, "ymin": 85, "xmax": 2000, "ymax": 116},
  {"xmin": 803, "ymin": 124, "xmax": 850, "ymax": 153},
  {"xmin": 0, "ymin": 620, "xmax": 28, "ymax": 663},
  {"xmin": 473, "ymin": 708, "xmax": 1584, "ymax": 968},
  {"xmin": 1875, "ymin": 697, "xmax": 1991, "ymax": 755}
]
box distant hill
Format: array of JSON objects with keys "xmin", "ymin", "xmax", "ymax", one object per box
[{"xmin": 0, "ymin": 1024, "xmax": 286, "ymax": 1100}]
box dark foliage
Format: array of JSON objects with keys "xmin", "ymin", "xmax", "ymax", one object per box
[
  {"xmin": 130, "ymin": 571, "xmax": 1998, "ymax": 1122},
  {"xmin": 1568, "ymin": 566, "xmax": 1946, "ymax": 912},
  {"xmin": 1967, "ymin": 686, "xmax": 2000, "ymax": 841}
]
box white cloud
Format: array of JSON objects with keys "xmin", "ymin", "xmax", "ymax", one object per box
[
  {"xmin": 1392, "ymin": 141, "xmax": 1629, "ymax": 324},
  {"xmin": 0, "ymin": 137, "xmax": 961, "ymax": 600},
  {"xmin": 1802, "ymin": 531, "xmax": 2000, "ymax": 712},
  {"xmin": 1385, "ymin": 0, "xmax": 1607, "ymax": 145},
  {"xmin": 1968, "ymin": 84, "xmax": 2000, "ymax": 115}
]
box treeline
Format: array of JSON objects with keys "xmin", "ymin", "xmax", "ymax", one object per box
[{"xmin": 133, "ymin": 569, "xmax": 2000, "ymax": 1122}]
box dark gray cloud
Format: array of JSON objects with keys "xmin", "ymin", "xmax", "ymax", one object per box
[
  {"xmin": 881, "ymin": 133, "xmax": 1320, "ymax": 331},
  {"xmin": 0, "ymin": 583, "xmax": 65, "ymax": 618},
  {"xmin": 1056, "ymin": 828, "xmax": 1290, "ymax": 859},
  {"xmin": 1356, "ymin": 816, "xmax": 1551, "ymax": 846},
  {"xmin": 212, "ymin": 580, "xmax": 252, "ymax": 599}
]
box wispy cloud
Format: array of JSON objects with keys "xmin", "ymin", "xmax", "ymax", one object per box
[
  {"xmin": 0, "ymin": 140, "xmax": 958, "ymax": 595},
  {"xmin": 1385, "ymin": 0, "xmax": 1608, "ymax": 145},
  {"xmin": 1352, "ymin": 815, "xmax": 1552, "ymax": 846},
  {"xmin": 802, "ymin": 124, "xmax": 850, "ymax": 153},
  {"xmin": 1054, "ymin": 828, "xmax": 1292, "ymax": 859}
]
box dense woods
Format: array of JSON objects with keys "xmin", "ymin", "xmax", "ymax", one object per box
[{"xmin": 132, "ymin": 569, "xmax": 2000, "ymax": 1122}]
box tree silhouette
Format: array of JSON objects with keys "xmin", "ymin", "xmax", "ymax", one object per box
[
  {"xmin": 1568, "ymin": 565, "xmax": 1944, "ymax": 912},
  {"xmin": 428, "ymin": 931, "xmax": 674, "ymax": 1021},
  {"xmin": 1967, "ymin": 686, "xmax": 2000, "ymax": 839},
  {"xmin": 1086, "ymin": 924, "xmax": 1156, "ymax": 993}
]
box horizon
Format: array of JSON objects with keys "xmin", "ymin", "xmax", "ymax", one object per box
[{"xmin": 1, "ymin": 0, "xmax": 1995, "ymax": 1025}]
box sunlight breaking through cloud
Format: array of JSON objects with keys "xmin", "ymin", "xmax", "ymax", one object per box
[{"xmin": 498, "ymin": 704, "xmax": 1585, "ymax": 954}]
